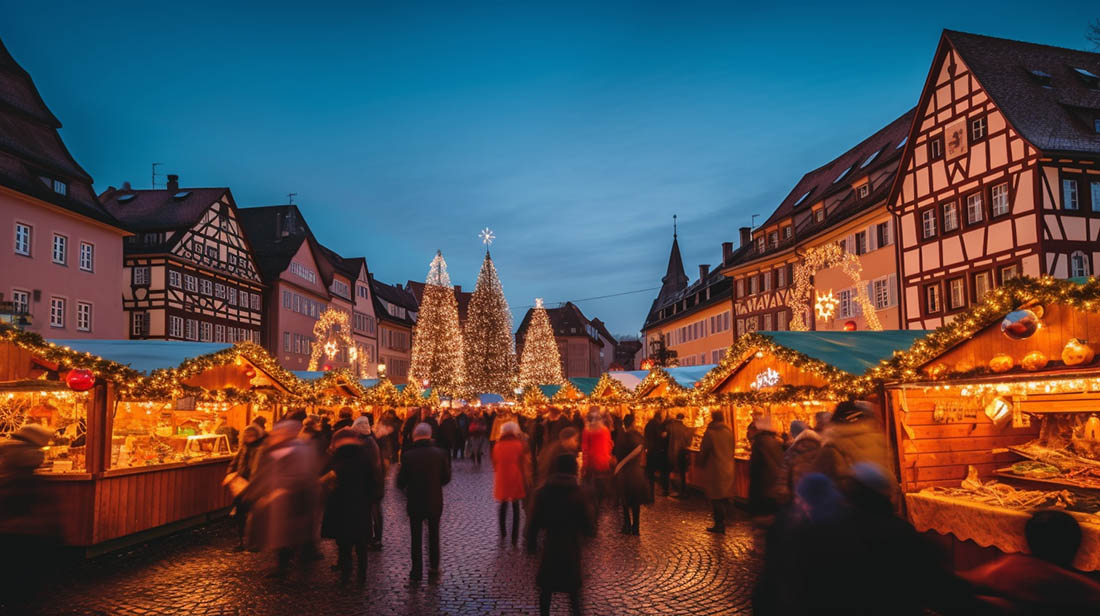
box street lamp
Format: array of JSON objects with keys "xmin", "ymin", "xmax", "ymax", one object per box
[{"xmin": 377, "ymin": 363, "xmax": 387, "ymax": 379}]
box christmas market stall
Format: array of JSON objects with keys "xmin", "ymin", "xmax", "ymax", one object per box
[
  {"xmin": 634, "ymin": 364, "xmax": 718, "ymax": 434},
  {"xmin": 884, "ymin": 277, "xmax": 1100, "ymax": 571},
  {"xmin": 293, "ymin": 369, "xmax": 368, "ymax": 415},
  {"xmin": 696, "ymin": 330, "xmax": 928, "ymax": 501},
  {"xmin": 585, "ymin": 371, "xmax": 639, "ymax": 418},
  {"xmin": 0, "ymin": 328, "xmax": 297, "ymax": 550}
]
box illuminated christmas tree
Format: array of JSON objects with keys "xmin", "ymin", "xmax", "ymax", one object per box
[
  {"xmin": 518, "ymin": 298, "xmax": 564, "ymax": 389},
  {"xmin": 410, "ymin": 251, "xmax": 466, "ymax": 396},
  {"xmin": 464, "ymin": 234, "xmax": 516, "ymax": 395}
]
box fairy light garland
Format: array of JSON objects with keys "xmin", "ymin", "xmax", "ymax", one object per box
[
  {"xmin": 788, "ymin": 243, "xmax": 882, "ymax": 331},
  {"xmin": 307, "ymin": 308, "xmax": 359, "ymax": 375}
]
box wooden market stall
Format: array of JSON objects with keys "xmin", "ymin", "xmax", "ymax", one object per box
[
  {"xmin": 698, "ymin": 330, "xmax": 928, "ymax": 501},
  {"xmin": 633, "ymin": 364, "xmax": 718, "ymax": 492},
  {"xmin": 885, "ymin": 278, "xmax": 1100, "ymax": 572},
  {"xmin": 293, "ymin": 369, "xmax": 368, "ymax": 416},
  {"xmin": 0, "ymin": 327, "xmax": 297, "ymax": 552}
]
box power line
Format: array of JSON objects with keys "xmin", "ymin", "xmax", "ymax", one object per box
[{"xmin": 510, "ymin": 286, "xmax": 659, "ymax": 311}]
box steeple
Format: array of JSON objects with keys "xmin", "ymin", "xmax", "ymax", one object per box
[{"xmin": 656, "ymin": 215, "xmax": 689, "ymax": 304}]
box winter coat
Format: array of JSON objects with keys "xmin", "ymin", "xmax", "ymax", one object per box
[
  {"xmin": 526, "ymin": 473, "xmax": 595, "ymax": 592},
  {"xmin": 581, "ymin": 426, "xmax": 613, "ymax": 475},
  {"xmin": 492, "ymin": 435, "xmax": 530, "ymax": 502},
  {"xmin": 613, "ymin": 430, "xmax": 649, "ymax": 505},
  {"xmin": 961, "ymin": 554, "xmax": 1100, "ymax": 615},
  {"xmin": 321, "ymin": 442, "xmax": 380, "ymax": 542},
  {"xmin": 545, "ymin": 416, "xmax": 572, "ymax": 445},
  {"xmin": 782, "ymin": 430, "xmax": 822, "ymax": 492},
  {"xmin": 455, "ymin": 413, "xmax": 470, "ymax": 440},
  {"xmin": 243, "ymin": 438, "xmax": 321, "ymax": 552},
  {"xmin": 697, "ymin": 421, "xmax": 735, "ymax": 500},
  {"xmin": 748, "ymin": 430, "xmax": 785, "ymax": 515},
  {"xmin": 438, "ymin": 417, "xmax": 457, "ymax": 449},
  {"xmin": 396, "ymin": 440, "xmax": 451, "ymax": 518},
  {"xmin": 535, "ymin": 440, "xmax": 578, "ymax": 489},
  {"xmin": 666, "ymin": 419, "xmax": 693, "ymax": 465},
  {"xmin": 228, "ymin": 436, "xmax": 264, "ymax": 480},
  {"xmin": 814, "ymin": 419, "xmax": 892, "ymax": 484},
  {"xmin": 0, "ymin": 439, "xmax": 60, "ymax": 538}
]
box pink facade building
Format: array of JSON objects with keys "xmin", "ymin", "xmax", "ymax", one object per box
[{"xmin": 0, "ymin": 39, "xmax": 128, "ymax": 338}]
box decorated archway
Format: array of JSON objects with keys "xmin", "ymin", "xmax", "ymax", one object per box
[
  {"xmin": 786, "ymin": 243, "xmax": 881, "ymax": 331},
  {"xmin": 308, "ymin": 308, "xmax": 361, "ymax": 376}
]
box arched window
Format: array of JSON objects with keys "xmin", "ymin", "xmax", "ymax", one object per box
[{"xmin": 1070, "ymin": 251, "xmax": 1090, "ymax": 278}]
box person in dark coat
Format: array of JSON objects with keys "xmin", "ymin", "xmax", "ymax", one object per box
[
  {"xmin": 781, "ymin": 420, "xmax": 821, "ymax": 497},
  {"xmin": 227, "ymin": 424, "xmax": 266, "ymax": 550},
  {"xmin": 527, "ymin": 454, "xmax": 594, "ymax": 616},
  {"xmin": 613, "ymin": 414, "xmax": 648, "ymax": 535},
  {"xmin": 353, "ymin": 416, "xmax": 387, "ymax": 549},
  {"xmin": 333, "ymin": 408, "xmax": 354, "ymax": 432},
  {"xmin": 536, "ymin": 427, "xmax": 580, "ymax": 490},
  {"xmin": 396, "ymin": 422, "xmax": 451, "ymax": 581},
  {"xmin": 455, "ymin": 408, "xmax": 470, "ymax": 460},
  {"xmin": 438, "ymin": 411, "xmax": 458, "ymax": 458},
  {"xmin": 747, "ymin": 416, "xmax": 785, "ymax": 517},
  {"xmin": 0, "ymin": 425, "xmax": 61, "ymax": 606},
  {"xmin": 643, "ymin": 410, "xmax": 670, "ymax": 498},
  {"xmin": 321, "ymin": 428, "xmax": 381, "ymax": 584},
  {"xmin": 401, "ymin": 407, "xmax": 422, "ymax": 452},
  {"xmin": 665, "ymin": 413, "xmax": 693, "ymax": 497},
  {"xmin": 698, "ymin": 410, "xmax": 735, "ymax": 533},
  {"xmin": 544, "ymin": 407, "xmax": 572, "ymax": 445}
]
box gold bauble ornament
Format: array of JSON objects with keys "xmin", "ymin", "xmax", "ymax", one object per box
[
  {"xmin": 954, "ymin": 360, "xmax": 975, "ymax": 374},
  {"xmin": 989, "ymin": 354, "xmax": 1014, "ymax": 373},
  {"xmin": 1021, "ymin": 351, "xmax": 1048, "ymax": 372},
  {"xmin": 1061, "ymin": 338, "xmax": 1095, "ymax": 367}
]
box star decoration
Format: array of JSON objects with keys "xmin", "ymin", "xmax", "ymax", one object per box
[
  {"xmin": 815, "ymin": 290, "xmax": 839, "ymax": 321},
  {"xmin": 479, "ymin": 227, "xmax": 496, "ymax": 246},
  {"xmin": 535, "ymin": 297, "xmax": 544, "ymax": 309}
]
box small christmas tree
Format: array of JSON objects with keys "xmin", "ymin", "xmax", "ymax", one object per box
[
  {"xmin": 410, "ymin": 251, "xmax": 466, "ymax": 396},
  {"xmin": 518, "ymin": 298, "xmax": 564, "ymax": 389},
  {"xmin": 464, "ymin": 250, "xmax": 516, "ymax": 395}
]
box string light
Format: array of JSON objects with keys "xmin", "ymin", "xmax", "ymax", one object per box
[
  {"xmin": 409, "ymin": 251, "xmax": 467, "ymax": 397},
  {"xmin": 788, "ymin": 243, "xmax": 883, "ymax": 331},
  {"xmin": 518, "ymin": 297, "xmax": 564, "ymax": 389},
  {"xmin": 464, "ymin": 250, "xmax": 517, "ymax": 396}
]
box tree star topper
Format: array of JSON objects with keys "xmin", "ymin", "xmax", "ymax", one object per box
[
  {"xmin": 534, "ymin": 297, "xmax": 544, "ymax": 309},
  {"xmin": 479, "ymin": 227, "xmax": 496, "ymax": 247}
]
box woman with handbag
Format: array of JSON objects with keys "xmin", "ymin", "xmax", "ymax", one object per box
[{"xmin": 612, "ymin": 413, "xmax": 648, "ymax": 536}]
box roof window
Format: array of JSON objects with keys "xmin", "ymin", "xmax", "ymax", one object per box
[
  {"xmin": 117, "ymin": 193, "xmax": 136, "ymax": 203},
  {"xmin": 1028, "ymin": 69, "xmax": 1052, "ymax": 87},
  {"xmin": 793, "ymin": 190, "xmax": 812, "ymax": 207},
  {"xmin": 860, "ymin": 148, "xmax": 881, "ymax": 169},
  {"xmin": 833, "ymin": 165, "xmax": 853, "ymax": 184},
  {"xmin": 1072, "ymin": 67, "xmax": 1099, "ymax": 88},
  {"xmin": 173, "ymin": 191, "xmax": 192, "ymax": 200},
  {"xmin": 896, "ymin": 135, "xmax": 908, "ymax": 150}
]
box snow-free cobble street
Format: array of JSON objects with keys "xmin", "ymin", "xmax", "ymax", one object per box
[{"xmin": 22, "ymin": 461, "xmax": 758, "ymax": 616}]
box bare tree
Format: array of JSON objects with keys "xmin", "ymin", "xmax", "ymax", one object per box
[{"xmin": 1089, "ymin": 18, "xmax": 1100, "ymax": 49}]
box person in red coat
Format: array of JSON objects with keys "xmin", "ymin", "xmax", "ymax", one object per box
[
  {"xmin": 492, "ymin": 421, "xmax": 530, "ymax": 545},
  {"xmin": 581, "ymin": 413, "xmax": 614, "ymax": 517}
]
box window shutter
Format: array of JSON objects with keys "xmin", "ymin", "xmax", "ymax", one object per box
[
  {"xmin": 887, "ymin": 274, "xmax": 898, "ymax": 307},
  {"xmin": 886, "ymin": 219, "xmax": 894, "ymax": 246},
  {"xmin": 867, "ymin": 226, "xmax": 878, "ymax": 252},
  {"xmin": 846, "ymin": 234, "xmax": 856, "ymax": 254}
]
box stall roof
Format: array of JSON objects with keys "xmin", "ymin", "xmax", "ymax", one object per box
[
  {"xmin": 568, "ymin": 377, "xmax": 600, "ymax": 396},
  {"xmin": 538, "ymin": 384, "xmax": 562, "ymax": 399},
  {"xmin": 359, "ymin": 378, "xmax": 380, "ymax": 389},
  {"xmin": 50, "ymin": 339, "xmax": 233, "ymax": 374},
  {"xmin": 755, "ymin": 330, "xmax": 930, "ymax": 375},
  {"xmin": 478, "ymin": 393, "xmax": 504, "ymax": 405},
  {"xmin": 292, "ymin": 370, "xmax": 325, "ymax": 381},
  {"xmin": 663, "ymin": 365, "xmax": 717, "ymax": 389},
  {"xmin": 607, "ymin": 370, "xmax": 648, "ymax": 391}
]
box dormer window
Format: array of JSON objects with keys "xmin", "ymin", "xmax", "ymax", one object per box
[
  {"xmin": 756, "ymin": 237, "xmax": 765, "ymax": 253},
  {"xmin": 813, "ymin": 208, "xmax": 825, "ymax": 223},
  {"xmin": 833, "ymin": 165, "xmax": 853, "ymax": 184},
  {"xmin": 782, "ymin": 225, "xmax": 792, "ymax": 240},
  {"xmin": 860, "ymin": 149, "xmax": 881, "ymax": 169},
  {"xmin": 1027, "ymin": 69, "xmax": 1052, "ymax": 87},
  {"xmin": 793, "ymin": 190, "xmax": 812, "ymax": 207},
  {"xmin": 768, "ymin": 231, "xmax": 778, "ymax": 249},
  {"xmin": 857, "ymin": 184, "xmax": 870, "ymax": 199},
  {"xmin": 1072, "ymin": 67, "xmax": 1100, "ymax": 89}
]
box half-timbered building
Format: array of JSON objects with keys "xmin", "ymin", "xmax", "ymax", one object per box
[
  {"xmin": 1, "ymin": 37, "xmax": 129, "ymax": 338},
  {"xmin": 891, "ymin": 31, "xmax": 1100, "ymax": 329},
  {"xmin": 720, "ymin": 110, "xmax": 911, "ymax": 334},
  {"xmin": 100, "ymin": 176, "xmax": 263, "ymax": 342}
]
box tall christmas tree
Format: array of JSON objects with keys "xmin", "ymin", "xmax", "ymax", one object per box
[
  {"xmin": 410, "ymin": 251, "xmax": 466, "ymax": 396},
  {"xmin": 464, "ymin": 237, "xmax": 516, "ymax": 395},
  {"xmin": 518, "ymin": 298, "xmax": 564, "ymax": 389}
]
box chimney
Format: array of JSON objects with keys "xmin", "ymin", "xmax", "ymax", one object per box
[
  {"xmin": 721, "ymin": 242, "xmax": 733, "ymax": 263},
  {"xmin": 739, "ymin": 226, "xmax": 752, "ymax": 248},
  {"xmin": 699, "ymin": 264, "xmax": 710, "ymax": 280},
  {"xmin": 455, "ymin": 285, "xmax": 462, "ymax": 293},
  {"xmin": 121, "ymin": 181, "xmax": 132, "ymax": 190},
  {"xmin": 166, "ymin": 174, "xmax": 179, "ymax": 192}
]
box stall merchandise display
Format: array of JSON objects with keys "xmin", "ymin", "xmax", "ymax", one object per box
[
  {"xmin": 110, "ymin": 400, "xmax": 235, "ymax": 468},
  {"xmin": 1, "ymin": 389, "xmax": 90, "ymax": 473}
]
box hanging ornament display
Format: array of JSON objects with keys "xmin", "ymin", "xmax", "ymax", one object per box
[
  {"xmin": 989, "ymin": 353, "xmax": 1014, "ymax": 373},
  {"xmin": 1061, "ymin": 338, "xmax": 1095, "ymax": 366},
  {"xmin": 1001, "ymin": 309, "xmax": 1041, "ymax": 340},
  {"xmin": 1021, "ymin": 350, "xmax": 1048, "ymax": 372},
  {"xmin": 65, "ymin": 368, "xmax": 96, "ymax": 392}
]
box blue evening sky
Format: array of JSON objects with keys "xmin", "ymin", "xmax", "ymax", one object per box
[{"xmin": 3, "ymin": 1, "xmax": 1096, "ymax": 336}]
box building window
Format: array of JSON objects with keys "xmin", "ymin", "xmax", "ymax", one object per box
[
  {"xmin": 858, "ymin": 184, "xmax": 870, "ymax": 199},
  {"xmin": 215, "ymin": 324, "xmax": 225, "ymax": 342},
  {"xmin": 970, "ymin": 116, "xmax": 987, "ymax": 142},
  {"xmin": 763, "ymin": 313, "xmax": 773, "ymax": 330},
  {"xmin": 925, "ymin": 284, "xmax": 941, "ymax": 314},
  {"xmin": 133, "ymin": 312, "xmax": 150, "ymax": 337},
  {"xmin": 200, "ymin": 322, "xmax": 213, "ymax": 342},
  {"xmin": 854, "ymin": 231, "xmax": 868, "ymax": 255},
  {"xmin": 813, "ymin": 208, "xmax": 825, "ymax": 223},
  {"xmin": 1063, "ymin": 178, "xmax": 1079, "ymax": 210},
  {"xmin": 921, "ymin": 209, "xmax": 937, "ymax": 239},
  {"xmin": 767, "ymin": 231, "xmax": 778, "ymax": 249},
  {"xmin": 133, "ymin": 266, "xmax": 151, "ymax": 286},
  {"xmin": 756, "ymin": 238, "xmax": 765, "ymax": 253},
  {"xmin": 929, "ymin": 136, "xmax": 944, "ymax": 160},
  {"xmin": 14, "ymin": 223, "xmax": 31, "ymax": 256},
  {"xmin": 876, "ymin": 221, "xmax": 891, "ymax": 247},
  {"xmin": 205, "ymin": 245, "xmax": 217, "ymax": 261},
  {"xmin": 185, "ymin": 319, "xmax": 199, "ymax": 341},
  {"xmin": 947, "ymin": 278, "xmax": 966, "ymax": 311},
  {"xmin": 164, "ymin": 270, "xmax": 179, "ymax": 289},
  {"xmin": 873, "ymin": 277, "xmax": 890, "ymax": 309},
  {"xmin": 942, "ymin": 202, "xmax": 959, "ymax": 232},
  {"xmin": 748, "ymin": 276, "xmax": 757, "ymax": 295},
  {"xmin": 357, "ymin": 285, "xmax": 369, "ymax": 299},
  {"xmin": 51, "ymin": 234, "xmax": 67, "ymax": 264},
  {"xmin": 966, "ymin": 192, "xmax": 984, "ymax": 224},
  {"xmin": 973, "ymin": 271, "xmax": 992, "ymax": 302},
  {"xmin": 777, "ymin": 310, "xmax": 788, "ymax": 331},
  {"xmin": 11, "ymin": 290, "xmax": 29, "ymax": 315},
  {"xmin": 1071, "ymin": 251, "xmax": 1090, "ymax": 277},
  {"xmin": 215, "ymin": 283, "xmax": 225, "ymax": 299},
  {"xmin": 228, "ymin": 288, "xmax": 238, "ymax": 306},
  {"xmin": 777, "ymin": 267, "xmax": 787, "ymax": 288},
  {"xmin": 200, "ymin": 279, "xmax": 213, "ymax": 295},
  {"xmin": 762, "ymin": 272, "xmax": 772, "ymax": 292},
  {"xmin": 289, "ymin": 262, "xmax": 316, "ymax": 283},
  {"xmin": 838, "ymin": 289, "xmax": 858, "ymax": 319},
  {"xmin": 79, "ymin": 242, "xmax": 94, "ymax": 271},
  {"xmin": 1000, "ymin": 263, "xmax": 1020, "ymax": 283},
  {"xmin": 1091, "ymin": 181, "xmax": 1100, "ymax": 212},
  {"xmin": 169, "ymin": 315, "xmax": 184, "ymax": 338},
  {"xmin": 76, "ymin": 302, "xmax": 91, "ymax": 331},
  {"xmin": 991, "ymin": 183, "xmax": 1010, "ymax": 217},
  {"xmin": 782, "ymin": 226, "xmax": 792, "ymax": 240},
  {"xmin": 182, "ymin": 274, "xmax": 197, "ymax": 292},
  {"xmin": 250, "ymin": 292, "xmax": 261, "ymax": 310}
]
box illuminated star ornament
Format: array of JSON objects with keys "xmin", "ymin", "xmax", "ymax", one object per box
[
  {"xmin": 535, "ymin": 297, "xmax": 544, "ymax": 309},
  {"xmin": 479, "ymin": 227, "xmax": 496, "ymax": 247},
  {"xmin": 815, "ymin": 290, "xmax": 839, "ymax": 321}
]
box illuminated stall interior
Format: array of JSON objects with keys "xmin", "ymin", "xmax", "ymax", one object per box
[{"xmin": 634, "ymin": 364, "xmax": 717, "ymax": 438}]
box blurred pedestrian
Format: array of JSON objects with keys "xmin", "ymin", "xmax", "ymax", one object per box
[
  {"xmin": 747, "ymin": 416, "xmax": 785, "ymax": 517},
  {"xmin": 333, "ymin": 408, "xmax": 354, "ymax": 432},
  {"xmin": 396, "ymin": 423, "xmax": 451, "ymax": 581},
  {"xmin": 527, "ymin": 454, "xmax": 594, "ymax": 616},
  {"xmin": 581, "ymin": 412, "xmax": 614, "ymax": 517},
  {"xmin": 536, "ymin": 427, "xmax": 580, "ymax": 489},
  {"xmin": 354, "ymin": 416, "xmax": 387, "ymax": 550},
  {"xmin": 455, "ymin": 406, "xmax": 470, "ymax": 460},
  {"xmin": 321, "ymin": 428, "xmax": 381, "ymax": 585},
  {"xmin": 643, "ymin": 410, "xmax": 669, "ymax": 499},
  {"xmin": 0, "ymin": 425, "xmax": 61, "ymax": 605},
  {"xmin": 492, "ymin": 421, "xmax": 530, "ymax": 545},
  {"xmin": 814, "ymin": 401, "xmax": 893, "ymax": 494},
  {"xmin": 242, "ymin": 419, "xmax": 322, "ymax": 578},
  {"xmin": 467, "ymin": 410, "xmax": 489, "ymax": 466},
  {"xmin": 301, "ymin": 415, "xmax": 327, "ymax": 459},
  {"xmin": 226, "ymin": 423, "xmax": 266, "ymax": 550},
  {"xmin": 438, "ymin": 410, "xmax": 458, "ymax": 458},
  {"xmin": 698, "ymin": 410, "xmax": 734, "ymax": 534},
  {"xmin": 962, "ymin": 510, "xmax": 1100, "ymax": 614},
  {"xmin": 781, "ymin": 420, "xmax": 821, "ymax": 496},
  {"xmin": 613, "ymin": 414, "xmax": 648, "ymax": 536},
  {"xmin": 544, "ymin": 407, "xmax": 572, "ymax": 445},
  {"xmin": 665, "ymin": 413, "xmax": 693, "ymax": 497}
]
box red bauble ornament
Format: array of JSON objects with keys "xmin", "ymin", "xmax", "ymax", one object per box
[
  {"xmin": 65, "ymin": 369, "xmax": 95, "ymax": 391},
  {"xmin": 244, "ymin": 366, "xmax": 256, "ymax": 378},
  {"xmin": 322, "ymin": 363, "xmax": 333, "ymax": 371},
  {"xmin": 843, "ymin": 320, "xmax": 857, "ymax": 331},
  {"xmin": 641, "ymin": 358, "xmax": 655, "ymax": 370}
]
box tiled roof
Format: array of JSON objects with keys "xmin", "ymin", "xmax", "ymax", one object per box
[
  {"xmin": 236, "ymin": 205, "xmax": 316, "ymax": 284},
  {"xmin": 0, "ymin": 37, "xmax": 122, "ymax": 229},
  {"xmin": 406, "ymin": 280, "xmax": 472, "ymax": 323},
  {"xmin": 516, "ymin": 301, "xmax": 602, "ymax": 345},
  {"xmin": 945, "ymin": 30, "xmax": 1100, "ymax": 156},
  {"xmin": 643, "ymin": 265, "xmax": 732, "ymax": 332},
  {"xmin": 370, "ymin": 275, "xmax": 419, "ymax": 327},
  {"xmin": 100, "ymin": 187, "xmax": 230, "ymax": 233}
]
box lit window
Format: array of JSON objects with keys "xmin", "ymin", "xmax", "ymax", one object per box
[
  {"xmin": 14, "ymin": 223, "xmax": 31, "ymax": 256},
  {"xmin": 49, "ymin": 297, "xmax": 65, "ymax": 327},
  {"xmin": 925, "ymin": 285, "xmax": 941, "ymax": 314},
  {"xmin": 967, "ymin": 192, "xmax": 984, "ymax": 224},
  {"xmin": 991, "ymin": 183, "xmax": 1010, "ymax": 216},
  {"xmin": 1063, "ymin": 178, "xmax": 1079, "ymax": 210},
  {"xmin": 76, "ymin": 302, "xmax": 91, "ymax": 332},
  {"xmin": 814, "ymin": 209, "xmax": 825, "ymax": 223},
  {"xmin": 782, "ymin": 226, "xmax": 792, "ymax": 240},
  {"xmin": 921, "ymin": 209, "xmax": 937, "ymax": 239},
  {"xmin": 79, "ymin": 242, "xmax": 94, "ymax": 271},
  {"xmin": 1071, "ymin": 251, "xmax": 1090, "ymax": 278},
  {"xmin": 973, "ymin": 271, "xmax": 992, "ymax": 301},
  {"xmin": 52, "ymin": 234, "xmax": 67, "ymax": 265},
  {"xmin": 942, "ymin": 202, "xmax": 959, "ymax": 232}
]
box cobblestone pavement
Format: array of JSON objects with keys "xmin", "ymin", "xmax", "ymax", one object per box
[{"xmin": 21, "ymin": 461, "xmax": 759, "ymax": 615}]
